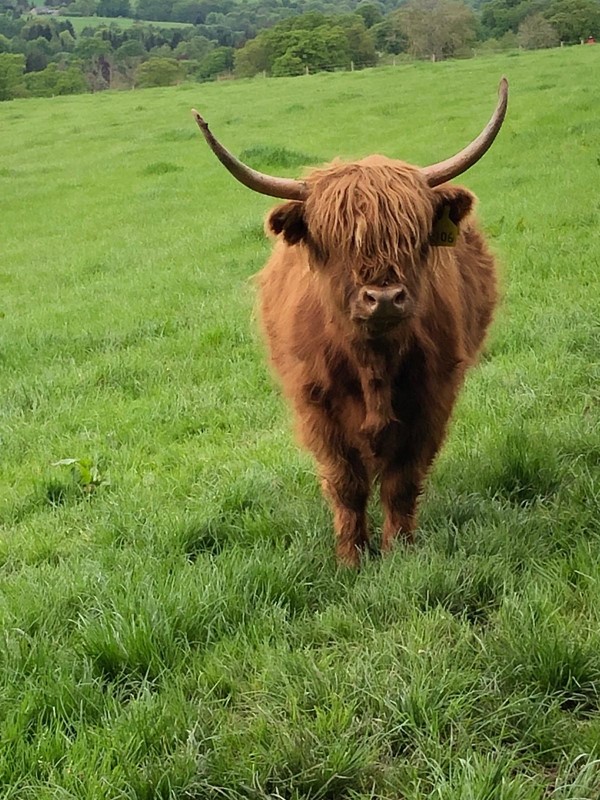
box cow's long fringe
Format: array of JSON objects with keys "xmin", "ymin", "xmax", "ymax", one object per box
[{"xmin": 304, "ymin": 156, "xmax": 434, "ymax": 284}]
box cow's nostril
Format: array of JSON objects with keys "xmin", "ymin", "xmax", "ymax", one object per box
[
  {"xmin": 393, "ymin": 288, "xmax": 407, "ymax": 306},
  {"xmin": 363, "ymin": 291, "xmax": 378, "ymax": 308}
]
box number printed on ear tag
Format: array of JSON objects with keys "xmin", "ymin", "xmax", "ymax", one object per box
[{"xmin": 431, "ymin": 205, "xmax": 459, "ymax": 247}]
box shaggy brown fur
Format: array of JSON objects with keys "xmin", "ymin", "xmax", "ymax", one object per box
[{"xmin": 258, "ymin": 155, "xmax": 498, "ymax": 566}]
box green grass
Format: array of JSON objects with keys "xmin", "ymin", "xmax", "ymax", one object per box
[
  {"xmin": 1, "ymin": 46, "xmax": 600, "ymax": 798},
  {"xmin": 58, "ymin": 13, "xmax": 194, "ymax": 31}
]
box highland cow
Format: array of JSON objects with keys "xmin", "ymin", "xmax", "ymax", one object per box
[{"xmin": 193, "ymin": 79, "xmax": 508, "ymax": 566}]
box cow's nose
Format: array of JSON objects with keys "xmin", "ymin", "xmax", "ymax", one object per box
[{"xmin": 359, "ymin": 285, "xmax": 409, "ymax": 316}]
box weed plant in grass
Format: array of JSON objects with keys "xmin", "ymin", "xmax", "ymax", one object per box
[{"xmin": 1, "ymin": 46, "xmax": 600, "ymax": 798}]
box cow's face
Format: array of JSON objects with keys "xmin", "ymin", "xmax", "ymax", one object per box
[{"xmin": 268, "ymin": 158, "xmax": 475, "ymax": 338}]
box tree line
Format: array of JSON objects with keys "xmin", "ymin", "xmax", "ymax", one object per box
[{"xmin": 0, "ymin": 0, "xmax": 599, "ymax": 101}]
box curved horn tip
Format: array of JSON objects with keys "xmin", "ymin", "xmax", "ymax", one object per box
[
  {"xmin": 191, "ymin": 108, "xmax": 207, "ymax": 128},
  {"xmin": 189, "ymin": 108, "xmax": 308, "ymax": 201},
  {"xmin": 498, "ymin": 76, "xmax": 509, "ymax": 96}
]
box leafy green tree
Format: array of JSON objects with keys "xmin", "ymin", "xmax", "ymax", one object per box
[
  {"xmin": 196, "ymin": 44, "xmax": 232, "ymax": 79},
  {"xmin": 25, "ymin": 62, "xmax": 87, "ymax": 95},
  {"xmin": 0, "ymin": 13, "xmax": 25, "ymax": 39},
  {"xmin": 54, "ymin": 65, "xmax": 88, "ymax": 93},
  {"xmin": 272, "ymin": 50, "xmax": 304, "ymax": 76},
  {"xmin": 479, "ymin": 0, "xmax": 547, "ymax": 39},
  {"xmin": 148, "ymin": 42, "xmax": 174, "ymax": 57},
  {"xmin": 68, "ymin": 0, "xmax": 99, "ymax": 15},
  {"xmin": 97, "ymin": 0, "xmax": 130, "ymax": 17},
  {"xmin": 134, "ymin": 55, "xmax": 183, "ymax": 86},
  {"xmin": 116, "ymin": 39, "xmax": 145, "ymax": 59},
  {"xmin": 0, "ymin": 32, "xmax": 10, "ymax": 52},
  {"xmin": 339, "ymin": 15, "xmax": 376, "ymax": 66},
  {"xmin": 135, "ymin": 0, "xmax": 173, "ymax": 21},
  {"xmin": 22, "ymin": 21, "xmax": 53, "ymax": 41},
  {"xmin": 398, "ymin": 0, "xmax": 477, "ymax": 59},
  {"xmin": 0, "ymin": 51, "xmax": 25, "ymax": 99},
  {"xmin": 195, "ymin": 20, "xmax": 238, "ymax": 46},
  {"xmin": 475, "ymin": 30, "xmax": 518, "ymax": 51},
  {"xmin": 113, "ymin": 38, "xmax": 144, "ymax": 85},
  {"xmin": 204, "ymin": 10, "xmax": 228, "ymax": 25},
  {"xmin": 356, "ymin": 3, "xmax": 383, "ymax": 27},
  {"xmin": 234, "ymin": 34, "xmax": 270, "ymax": 77},
  {"xmin": 184, "ymin": 0, "xmax": 225, "ymax": 24},
  {"xmin": 25, "ymin": 37, "xmax": 52, "ymax": 72},
  {"xmin": 518, "ymin": 12, "xmax": 560, "ymax": 46},
  {"xmin": 0, "ymin": 0, "xmax": 30, "ymax": 14},
  {"xmin": 545, "ymin": 0, "xmax": 600, "ymax": 41},
  {"xmin": 171, "ymin": 0, "xmax": 204, "ymax": 23},
  {"xmin": 74, "ymin": 36, "xmax": 113, "ymax": 89},
  {"xmin": 173, "ymin": 34, "xmax": 213, "ymax": 60},
  {"xmin": 59, "ymin": 19, "xmax": 76, "ymax": 37},
  {"xmin": 74, "ymin": 35, "xmax": 113, "ymax": 61},
  {"xmin": 282, "ymin": 26, "xmax": 349, "ymax": 72},
  {"xmin": 371, "ymin": 14, "xmax": 408, "ymax": 54},
  {"xmin": 58, "ymin": 29, "xmax": 76, "ymax": 52},
  {"xmin": 234, "ymin": 12, "xmax": 376, "ymax": 78}
]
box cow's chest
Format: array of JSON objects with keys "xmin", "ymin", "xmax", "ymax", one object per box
[
  {"xmin": 326, "ymin": 343, "xmax": 426, "ymax": 464},
  {"xmin": 327, "ymin": 376, "xmax": 406, "ymax": 463}
]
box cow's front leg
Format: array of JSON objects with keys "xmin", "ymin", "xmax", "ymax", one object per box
[
  {"xmin": 380, "ymin": 466, "xmax": 425, "ymax": 551},
  {"xmin": 319, "ymin": 448, "xmax": 370, "ymax": 567}
]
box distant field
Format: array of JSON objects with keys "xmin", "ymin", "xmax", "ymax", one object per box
[
  {"xmin": 58, "ymin": 13, "xmax": 193, "ymax": 30},
  {"xmin": 1, "ymin": 46, "xmax": 600, "ymax": 798}
]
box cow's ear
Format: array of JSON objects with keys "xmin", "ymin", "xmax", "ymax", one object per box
[
  {"xmin": 267, "ymin": 201, "xmax": 308, "ymax": 245},
  {"xmin": 431, "ymin": 185, "xmax": 476, "ymax": 225}
]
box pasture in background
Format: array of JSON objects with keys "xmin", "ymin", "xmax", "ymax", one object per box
[
  {"xmin": 64, "ymin": 14, "xmax": 194, "ymax": 32},
  {"xmin": 1, "ymin": 45, "xmax": 600, "ymax": 798}
]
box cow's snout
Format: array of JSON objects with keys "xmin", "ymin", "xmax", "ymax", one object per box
[{"xmin": 356, "ymin": 285, "xmax": 410, "ymax": 321}]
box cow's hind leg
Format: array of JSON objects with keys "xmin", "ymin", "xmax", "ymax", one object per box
[{"xmin": 319, "ymin": 447, "xmax": 370, "ymax": 567}]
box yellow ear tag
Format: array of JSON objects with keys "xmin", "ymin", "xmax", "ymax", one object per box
[{"xmin": 431, "ymin": 205, "xmax": 458, "ymax": 247}]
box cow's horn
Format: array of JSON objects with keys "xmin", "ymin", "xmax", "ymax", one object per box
[
  {"xmin": 192, "ymin": 109, "xmax": 309, "ymax": 201},
  {"xmin": 422, "ymin": 78, "xmax": 508, "ymax": 187}
]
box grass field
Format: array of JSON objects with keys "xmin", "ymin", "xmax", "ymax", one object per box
[
  {"xmin": 1, "ymin": 45, "xmax": 600, "ymax": 798},
  {"xmin": 52, "ymin": 13, "xmax": 193, "ymax": 32}
]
